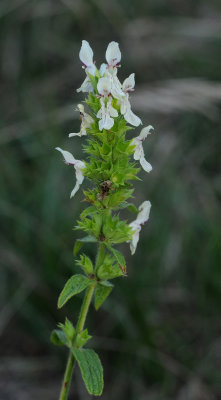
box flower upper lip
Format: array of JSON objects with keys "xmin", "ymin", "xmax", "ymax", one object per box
[
  {"xmin": 105, "ymin": 41, "xmax": 121, "ymax": 67},
  {"xmin": 79, "ymin": 40, "xmax": 96, "ymax": 76}
]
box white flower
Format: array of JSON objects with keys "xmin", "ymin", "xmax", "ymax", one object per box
[
  {"xmin": 99, "ymin": 42, "xmax": 124, "ymax": 100},
  {"xmin": 105, "ymin": 41, "xmax": 121, "ymax": 67},
  {"xmin": 77, "ymin": 40, "xmax": 96, "ymax": 93},
  {"xmin": 97, "ymin": 97, "xmax": 118, "ymax": 131},
  {"xmin": 55, "ymin": 147, "xmax": 86, "ymax": 198},
  {"xmin": 99, "ymin": 63, "xmax": 107, "ymax": 76},
  {"xmin": 120, "ymin": 93, "xmax": 142, "ymax": 126},
  {"xmin": 122, "ymin": 73, "xmax": 135, "ymax": 92},
  {"xmin": 129, "ymin": 201, "xmax": 151, "ymax": 255},
  {"xmin": 79, "ymin": 40, "xmax": 96, "ymax": 76},
  {"xmin": 108, "ymin": 68, "xmax": 125, "ymax": 99},
  {"xmin": 117, "ymin": 73, "xmax": 142, "ymax": 126},
  {"xmin": 131, "ymin": 126, "xmax": 154, "ymax": 172},
  {"xmin": 69, "ymin": 104, "xmax": 93, "ymax": 138},
  {"xmin": 97, "ymin": 77, "xmax": 111, "ymax": 97},
  {"xmin": 77, "ymin": 76, "xmax": 93, "ymax": 93}
]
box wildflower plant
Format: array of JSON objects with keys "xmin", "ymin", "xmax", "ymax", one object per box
[{"xmin": 52, "ymin": 40, "xmax": 154, "ymax": 399}]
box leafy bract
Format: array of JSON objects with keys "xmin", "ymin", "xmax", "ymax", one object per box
[
  {"xmin": 94, "ymin": 283, "xmax": 113, "ymax": 310},
  {"xmin": 58, "ymin": 274, "xmax": 91, "ymax": 308}
]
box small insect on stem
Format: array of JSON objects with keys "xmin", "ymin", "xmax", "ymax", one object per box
[{"xmin": 97, "ymin": 180, "xmax": 113, "ymax": 201}]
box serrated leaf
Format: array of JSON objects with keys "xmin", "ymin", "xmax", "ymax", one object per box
[
  {"xmin": 50, "ymin": 329, "xmax": 69, "ymax": 347},
  {"xmin": 72, "ymin": 348, "xmax": 103, "ymax": 396},
  {"xmin": 126, "ymin": 203, "xmax": 138, "ymax": 213},
  {"xmin": 58, "ymin": 275, "xmax": 90, "ymax": 309},
  {"xmin": 107, "ymin": 246, "xmax": 126, "ymax": 274},
  {"xmin": 73, "ymin": 236, "xmax": 97, "ymax": 256},
  {"xmin": 97, "ymin": 262, "xmax": 123, "ymax": 280},
  {"xmin": 73, "ymin": 241, "xmax": 83, "ymax": 256},
  {"xmin": 99, "ymin": 280, "xmax": 113, "ymax": 287},
  {"xmin": 95, "ymin": 283, "xmax": 113, "ymax": 310}
]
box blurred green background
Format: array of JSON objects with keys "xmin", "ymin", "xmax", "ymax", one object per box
[{"xmin": 0, "ymin": 0, "xmax": 221, "ymax": 399}]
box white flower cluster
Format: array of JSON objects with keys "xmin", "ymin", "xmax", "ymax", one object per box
[
  {"xmin": 78, "ymin": 40, "xmax": 141, "ymax": 129},
  {"xmin": 55, "ymin": 40, "xmax": 154, "ymax": 254},
  {"xmin": 76, "ymin": 40, "xmax": 154, "ymax": 174}
]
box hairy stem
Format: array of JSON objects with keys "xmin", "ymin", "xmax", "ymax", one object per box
[
  {"xmin": 59, "ymin": 242, "xmax": 105, "ymax": 400},
  {"xmin": 59, "ymin": 283, "xmax": 95, "ymax": 400},
  {"xmin": 95, "ymin": 242, "xmax": 106, "ymax": 273}
]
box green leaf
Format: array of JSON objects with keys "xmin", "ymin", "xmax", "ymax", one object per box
[
  {"xmin": 97, "ymin": 262, "xmax": 123, "ymax": 280},
  {"xmin": 73, "ymin": 236, "xmax": 97, "ymax": 256},
  {"xmin": 50, "ymin": 329, "xmax": 69, "ymax": 347},
  {"xmin": 107, "ymin": 246, "xmax": 127, "ymax": 274},
  {"xmin": 126, "ymin": 203, "xmax": 138, "ymax": 213},
  {"xmin": 77, "ymin": 235, "xmax": 97, "ymax": 243},
  {"xmin": 73, "ymin": 241, "xmax": 83, "ymax": 256},
  {"xmin": 58, "ymin": 274, "xmax": 90, "ymax": 309},
  {"xmin": 72, "ymin": 348, "xmax": 103, "ymax": 396},
  {"xmin": 95, "ymin": 283, "xmax": 113, "ymax": 310},
  {"xmin": 99, "ymin": 280, "xmax": 113, "ymax": 287}
]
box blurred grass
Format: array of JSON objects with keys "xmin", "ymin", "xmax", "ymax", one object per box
[{"xmin": 0, "ymin": 0, "xmax": 221, "ymax": 399}]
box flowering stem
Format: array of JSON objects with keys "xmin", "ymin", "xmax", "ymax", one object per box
[
  {"xmin": 59, "ymin": 283, "xmax": 95, "ymax": 400},
  {"xmin": 54, "ymin": 40, "xmax": 153, "ymax": 399}
]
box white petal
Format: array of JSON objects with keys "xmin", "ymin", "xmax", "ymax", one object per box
[
  {"xmin": 77, "ymin": 76, "xmax": 93, "ymax": 93},
  {"xmin": 56, "ymin": 147, "xmax": 76, "ymax": 165},
  {"xmin": 99, "ymin": 114, "xmax": 114, "ymax": 131},
  {"xmin": 139, "ymin": 125, "xmax": 154, "ymax": 140},
  {"xmin": 122, "ymin": 73, "xmax": 135, "ymax": 92},
  {"xmin": 99, "ymin": 63, "xmax": 107, "ymax": 76},
  {"xmin": 70, "ymin": 181, "xmax": 81, "ymax": 198},
  {"xmin": 70, "ymin": 162, "xmax": 85, "ymax": 197},
  {"xmin": 129, "ymin": 201, "xmax": 151, "ymax": 254},
  {"xmin": 75, "ymin": 161, "xmax": 85, "ymax": 183},
  {"xmin": 130, "ymin": 229, "xmax": 140, "ymax": 255},
  {"xmin": 85, "ymin": 113, "xmax": 94, "ymax": 126},
  {"xmin": 106, "ymin": 41, "xmax": 121, "ymax": 66},
  {"xmin": 124, "ymin": 108, "xmax": 142, "ymax": 127},
  {"xmin": 133, "ymin": 143, "xmax": 144, "ymax": 161},
  {"xmin": 111, "ymin": 74, "xmax": 125, "ymax": 99},
  {"xmin": 120, "ymin": 96, "xmax": 127, "ymax": 114},
  {"xmin": 107, "ymin": 98, "xmax": 118, "ymax": 118},
  {"xmin": 97, "ymin": 77, "xmax": 111, "ymax": 96},
  {"xmin": 140, "ymin": 157, "xmax": 152, "ymax": 173},
  {"xmin": 79, "ymin": 40, "xmax": 94, "ymax": 67},
  {"xmin": 136, "ymin": 201, "xmax": 151, "ymax": 225},
  {"xmin": 69, "ymin": 132, "xmax": 81, "ymax": 138},
  {"xmin": 77, "ymin": 104, "xmax": 84, "ymax": 113}
]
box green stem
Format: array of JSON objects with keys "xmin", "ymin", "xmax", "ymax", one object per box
[
  {"xmin": 95, "ymin": 242, "xmax": 106, "ymax": 273},
  {"xmin": 59, "ymin": 283, "xmax": 95, "ymax": 400}
]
